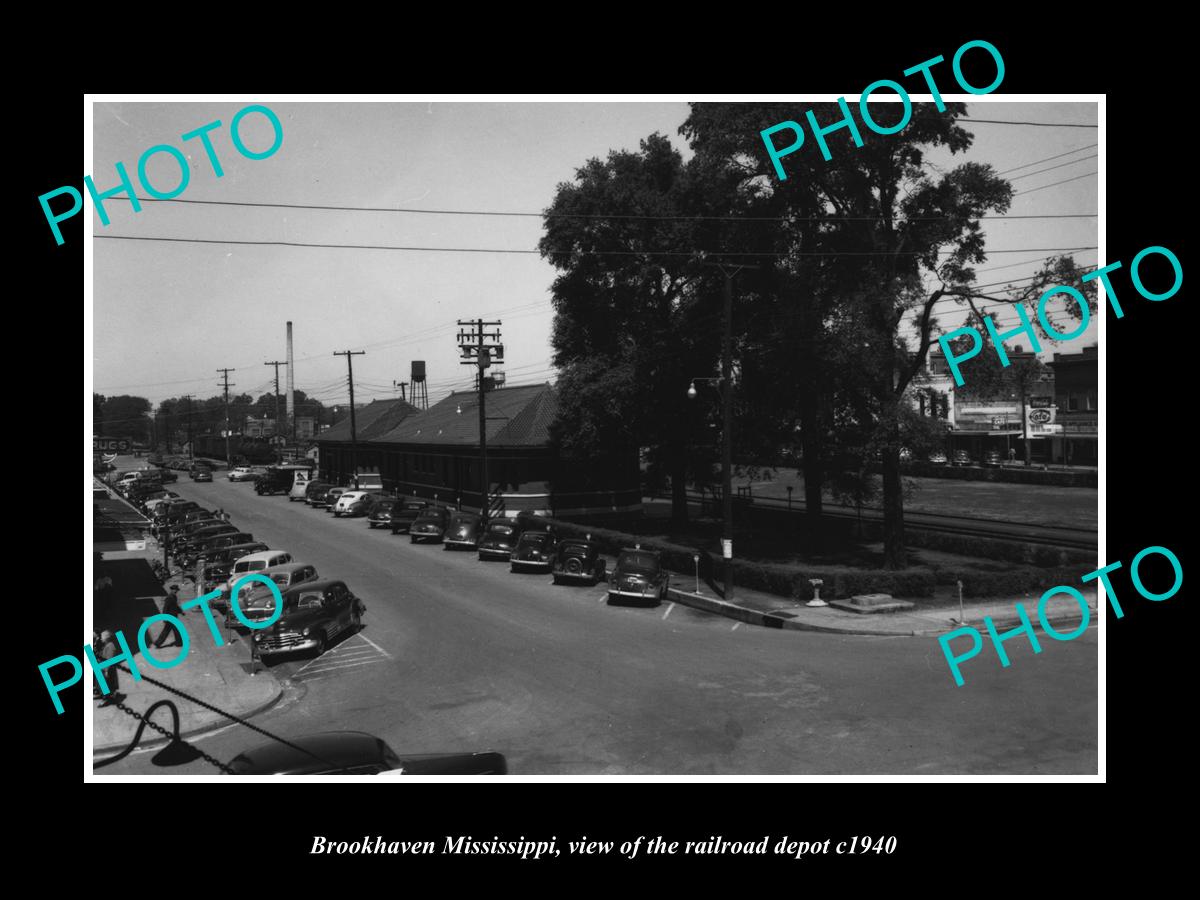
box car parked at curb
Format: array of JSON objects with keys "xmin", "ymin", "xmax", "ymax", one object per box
[
  {"xmin": 607, "ymin": 546, "xmax": 669, "ymax": 606},
  {"xmin": 511, "ymin": 530, "xmax": 556, "ymax": 573},
  {"xmin": 367, "ymin": 498, "xmax": 399, "ymax": 529},
  {"xmin": 444, "ymin": 513, "xmax": 481, "ymax": 550},
  {"xmin": 390, "ymin": 500, "xmax": 430, "ymax": 535},
  {"xmin": 333, "ymin": 490, "xmax": 377, "ymax": 518},
  {"xmin": 226, "ymin": 562, "xmax": 319, "ymax": 628},
  {"xmin": 200, "ymin": 542, "xmax": 270, "ymax": 593},
  {"xmin": 927, "ymin": 450, "xmax": 948, "ymax": 465},
  {"xmin": 304, "ymin": 481, "xmax": 331, "ymax": 506},
  {"xmin": 410, "ymin": 506, "xmax": 451, "ymax": 543},
  {"xmin": 251, "ymin": 579, "xmax": 364, "ymax": 658},
  {"xmin": 551, "ymin": 536, "xmax": 608, "ymax": 586},
  {"xmin": 192, "ymin": 468, "xmax": 213, "ymax": 482},
  {"xmin": 477, "ymin": 520, "xmax": 520, "ymax": 561},
  {"xmin": 227, "ymin": 731, "xmax": 507, "ymax": 776},
  {"xmin": 952, "ymin": 449, "xmax": 973, "ymax": 466}
]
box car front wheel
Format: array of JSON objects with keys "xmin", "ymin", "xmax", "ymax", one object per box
[{"xmin": 311, "ymin": 631, "xmax": 326, "ymax": 656}]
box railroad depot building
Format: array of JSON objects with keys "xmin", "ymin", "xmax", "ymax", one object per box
[{"xmin": 317, "ymin": 383, "xmax": 641, "ymax": 518}]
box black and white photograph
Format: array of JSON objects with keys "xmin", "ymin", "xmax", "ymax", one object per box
[{"xmin": 78, "ymin": 94, "xmax": 1117, "ymax": 780}]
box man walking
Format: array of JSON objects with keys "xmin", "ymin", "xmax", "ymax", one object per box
[
  {"xmin": 153, "ymin": 584, "xmax": 186, "ymax": 649},
  {"xmin": 94, "ymin": 630, "xmax": 126, "ymax": 707}
]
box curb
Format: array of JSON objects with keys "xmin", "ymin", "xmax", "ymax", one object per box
[
  {"xmin": 91, "ymin": 673, "xmax": 285, "ymax": 759},
  {"xmin": 666, "ymin": 588, "xmax": 1096, "ymax": 638}
]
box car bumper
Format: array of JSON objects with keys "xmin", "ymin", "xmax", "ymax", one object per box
[
  {"xmin": 445, "ymin": 538, "xmax": 476, "ymax": 548},
  {"xmin": 513, "ymin": 559, "xmax": 552, "ymax": 568},
  {"xmin": 554, "ymin": 570, "xmax": 596, "ymax": 581},
  {"xmin": 255, "ymin": 635, "xmax": 320, "ymax": 655},
  {"xmin": 478, "ymin": 548, "xmax": 512, "ymax": 560},
  {"xmin": 609, "ymin": 588, "xmax": 659, "ymax": 599}
]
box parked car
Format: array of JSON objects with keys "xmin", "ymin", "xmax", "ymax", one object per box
[
  {"xmin": 216, "ymin": 550, "xmax": 294, "ymax": 606},
  {"xmin": 304, "ymin": 481, "xmax": 331, "ymax": 506},
  {"xmin": 899, "ymin": 447, "xmax": 913, "ymax": 462},
  {"xmin": 511, "ymin": 530, "xmax": 557, "ymax": 573},
  {"xmin": 288, "ymin": 472, "xmax": 316, "ymax": 502},
  {"xmin": 256, "ymin": 464, "xmax": 313, "ymax": 496},
  {"xmin": 226, "ymin": 562, "xmax": 319, "ymax": 628},
  {"xmin": 390, "ymin": 500, "xmax": 430, "ymax": 535},
  {"xmin": 142, "ymin": 493, "xmax": 182, "ymax": 513},
  {"xmin": 324, "ymin": 487, "xmax": 349, "ymax": 512},
  {"xmin": 251, "ymin": 579, "xmax": 364, "ymax": 658},
  {"xmin": 228, "ymin": 731, "xmax": 507, "ymax": 776},
  {"xmin": 183, "ymin": 531, "xmax": 256, "ymax": 565},
  {"xmin": 410, "ymin": 506, "xmax": 451, "ymax": 543},
  {"xmin": 927, "ymin": 450, "xmax": 948, "ymax": 465},
  {"xmin": 952, "ymin": 450, "xmax": 973, "ymax": 466},
  {"xmin": 200, "ymin": 542, "xmax": 270, "ymax": 593},
  {"xmin": 983, "ymin": 450, "xmax": 1002, "ymax": 467},
  {"xmin": 192, "ymin": 468, "xmax": 213, "ymax": 482},
  {"xmin": 478, "ymin": 520, "xmax": 520, "ymax": 561},
  {"xmin": 310, "ymin": 485, "xmax": 340, "ymax": 510},
  {"xmin": 551, "ymin": 536, "xmax": 608, "ymax": 586},
  {"xmin": 444, "ymin": 513, "xmax": 481, "ymax": 550},
  {"xmin": 176, "ymin": 523, "xmax": 240, "ymax": 559},
  {"xmin": 228, "ymin": 466, "xmax": 254, "ymax": 482},
  {"xmin": 367, "ymin": 498, "xmax": 399, "ymax": 529},
  {"xmin": 332, "ymin": 490, "xmax": 376, "ymax": 518},
  {"xmin": 608, "ymin": 546, "xmax": 669, "ymax": 606},
  {"xmin": 189, "ymin": 461, "xmax": 213, "ymax": 477}
]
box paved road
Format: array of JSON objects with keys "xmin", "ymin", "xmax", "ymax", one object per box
[{"xmin": 100, "ymin": 471, "xmax": 1098, "ymax": 775}]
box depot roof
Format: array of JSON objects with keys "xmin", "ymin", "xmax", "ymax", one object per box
[
  {"xmin": 371, "ymin": 383, "xmax": 558, "ymax": 449},
  {"xmin": 320, "ymin": 398, "xmax": 422, "ymax": 443}
]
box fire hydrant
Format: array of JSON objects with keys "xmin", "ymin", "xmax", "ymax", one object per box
[{"xmin": 806, "ymin": 578, "xmax": 827, "ymax": 608}]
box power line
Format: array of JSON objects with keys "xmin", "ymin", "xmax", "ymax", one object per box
[
  {"xmin": 101, "ymin": 194, "xmax": 1094, "ymax": 222},
  {"xmin": 93, "ymin": 234, "xmax": 1096, "ymax": 257},
  {"xmin": 1007, "ymin": 154, "xmax": 1098, "ymax": 182},
  {"xmin": 996, "ymin": 143, "xmax": 1098, "ymax": 175},
  {"xmin": 964, "ymin": 119, "xmax": 1098, "ymax": 128},
  {"xmin": 1013, "ymin": 172, "xmax": 1097, "ymax": 196}
]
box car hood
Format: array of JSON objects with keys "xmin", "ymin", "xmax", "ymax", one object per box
[{"xmin": 389, "ymin": 751, "xmax": 508, "ymax": 776}]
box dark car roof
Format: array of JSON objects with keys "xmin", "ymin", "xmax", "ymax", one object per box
[
  {"xmin": 280, "ymin": 578, "xmax": 346, "ymax": 599},
  {"xmin": 229, "ymin": 731, "xmax": 389, "ymax": 775},
  {"xmin": 415, "ymin": 507, "xmax": 449, "ymax": 518}
]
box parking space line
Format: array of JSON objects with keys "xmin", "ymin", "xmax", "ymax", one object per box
[
  {"xmin": 293, "ymin": 659, "xmax": 387, "ymax": 678},
  {"xmin": 732, "ymin": 622, "xmax": 741, "ymax": 631},
  {"xmin": 662, "ymin": 602, "xmax": 675, "ymax": 620},
  {"xmin": 354, "ymin": 631, "xmax": 393, "ymax": 659}
]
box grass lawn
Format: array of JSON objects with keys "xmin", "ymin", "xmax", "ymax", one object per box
[{"xmin": 730, "ymin": 467, "xmax": 1097, "ymax": 530}]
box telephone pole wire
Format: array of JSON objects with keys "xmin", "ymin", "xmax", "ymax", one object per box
[
  {"xmin": 217, "ymin": 368, "xmax": 236, "ymax": 466},
  {"xmin": 265, "ymin": 360, "xmax": 287, "ymax": 462},
  {"xmin": 333, "ymin": 351, "xmax": 365, "ymax": 484}
]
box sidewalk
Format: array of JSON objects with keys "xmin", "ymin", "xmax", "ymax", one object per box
[
  {"xmin": 93, "ymin": 544, "xmax": 283, "ymax": 759},
  {"xmin": 667, "ymin": 579, "xmax": 1099, "ymax": 637}
]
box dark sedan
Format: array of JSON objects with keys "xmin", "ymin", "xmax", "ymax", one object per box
[
  {"xmin": 607, "ymin": 546, "xmax": 669, "ymax": 606},
  {"xmin": 510, "ymin": 530, "xmax": 556, "ymax": 573},
  {"xmin": 444, "ymin": 513, "xmax": 481, "ymax": 550},
  {"xmin": 410, "ymin": 507, "xmax": 451, "ymax": 544},
  {"xmin": 478, "ymin": 520, "xmax": 519, "ymax": 561},
  {"xmin": 551, "ymin": 537, "xmax": 608, "ymax": 586},
  {"xmin": 228, "ymin": 731, "xmax": 507, "ymax": 776},
  {"xmin": 390, "ymin": 500, "xmax": 430, "ymax": 535},
  {"xmin": 192, "ymin": 468, "xmax": 213, "ymax": 482},
  {"xmin": 367, "ymin": 498, "xmax": 399, "ymax": 528},
  {"xmin": 304, "ymin": 481, "xmax": 331, "ymax": 506},
  {"xmin": 251, "ymin": 579, "xmax": 365, "ymax": 658}
]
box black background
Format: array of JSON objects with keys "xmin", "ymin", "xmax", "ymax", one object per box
[{"xmin": 37, "ymin": 18, "xmax": 1185, "ymax": 880}]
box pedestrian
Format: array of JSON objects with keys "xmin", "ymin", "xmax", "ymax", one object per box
[
  {"xmin": 94, "ymin": 630, "xmax": 126, "ymax": 707},
  {"xmin": 152, "ymin": 585, "xmax": 186, "ymax": 649},
  {"xmin": 1008, "ymin": 446, "xmax": 1016, "ymax": 464}
]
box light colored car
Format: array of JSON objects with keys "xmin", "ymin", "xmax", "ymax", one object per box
[
  {"xmin": 228, "ymin": 466, "xmax": 254, "ymax": 481},
  {"xmin": 227, "ymin": 562, "xmax": 319, "ymax": 627},
  {"xmin": 218, "ymin": 550, "xmax": 294, "ymax": 603},
  {"xmin": 332, "ymin": 490, "xmax": 371, "ymax": 517},
  {"xmin": 142, "ymin": 493, "xmax": 182, "ymax": 513}
]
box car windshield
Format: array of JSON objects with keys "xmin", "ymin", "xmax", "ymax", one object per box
[
  {"xmin": 620, "ymin": 552, "xmax": 659, "ymax": 571},
  {"xmin": 487, "ymin": 524, "xmax": 514, "ymax": 536},
  {"xmin": 561, "ymin": 542, "xmax": 590, "ymax": 554},
  {"xmin": 523, "ymin": 533, "xmax": 551, "ymax": 546},
  {"xmin": 403, "ymin": 503, "xmax": 425, "ymax": 511}
]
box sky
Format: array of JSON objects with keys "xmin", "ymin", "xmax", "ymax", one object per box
[{"xmin": 90, "ymin": 99, "xmax": 1098, "ymax": 410}]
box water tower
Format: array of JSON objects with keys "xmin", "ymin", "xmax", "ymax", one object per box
[{"xmin": 411, "ymin": 360, "xmax": 428, "ymax": 410}]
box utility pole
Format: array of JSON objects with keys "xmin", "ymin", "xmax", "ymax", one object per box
[
  {"xmin": 265, "ymin": 360, "xmax": 287, "ymax": 463},
  {"xmin": 457, "ymin": 320, "xmax": 503, "ymax": 523},
  {"xmin": 333, "ymin": 351, "xmax": 365, "ymax": 485},
  {"xmin": 217, "ymin": 369, "xmax": 235, "ymax": 467},
  {"xmin": 185, "ymin": 395, "xmax": 194, "ymax": 462},
  {"xmin": 393, "ymin": 380, "xmax": 408, "ymax": 403},
  {"xmin": 700, "ymin": 262, "xmax": 756, "ymax": 602}
]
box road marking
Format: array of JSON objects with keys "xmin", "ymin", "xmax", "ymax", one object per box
[
  {"xmin": 732, "ymin": 622, "xmax": 741, "ymax": 631},
  {"xmin": 355, "ymin": 631, "xmax": 393, "ymax": 659},
  {"xmin": 294, "ymin": 662, "xmax": 387, "ymax": 683},
  {"xmin": 294, "ymin": 659, "xmax": 387, "ymax": 678},
  {"xmin": 662, "ymin": 602, "xmax": 674, "ymax": 620}
]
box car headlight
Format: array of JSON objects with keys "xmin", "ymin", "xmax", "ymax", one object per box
[{"xmin": 302, "ymin": 627, "xmax": 311, "ymax": 637}]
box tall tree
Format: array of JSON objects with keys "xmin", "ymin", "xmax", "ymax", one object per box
[{"xmin": 540, "ymin": 133, "xmax": 729, "ymax": 523}]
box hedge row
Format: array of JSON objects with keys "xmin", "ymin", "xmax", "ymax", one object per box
[
  {"xmin": 544, "ymin": 518, "xmax": 936, "ymax": 600},
  {"xmin": 546, "ymin": 518, "xmax": 1090, "ymax": 601},
  {"xmin": 897, "ymin": 462, "xmax": 1097, "ymax": 488}
]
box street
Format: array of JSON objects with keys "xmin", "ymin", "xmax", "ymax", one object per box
[{"xmin": 98, "ymin": 475, "xmax": 1098, "ymax": 775}]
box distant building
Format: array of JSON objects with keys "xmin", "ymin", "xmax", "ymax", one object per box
[
  {"xmin": 295, "ymin": 416, "xmax": 315, "ymax": 439},
  {"xmin": 244, "ymin": 416, "xmax": 276, "ymax": 437},
  {"xmin": 1048, "ymin": 345, "xmax": 1097, "ymax": 466},
  {"xmin": 317, "ymin": 383, "xmax": 640, "ymax": 518}
]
